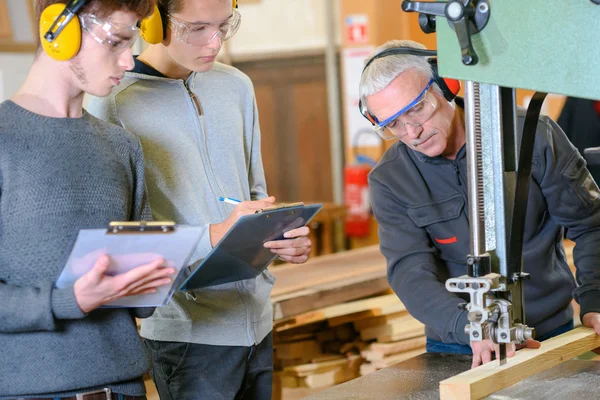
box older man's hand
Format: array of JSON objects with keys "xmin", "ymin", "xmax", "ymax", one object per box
[{"xmin": 582, "ymin": 312, "xmax": 600, "ymax": 354}]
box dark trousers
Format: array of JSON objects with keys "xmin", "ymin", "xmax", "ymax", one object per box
[
  {"xmin": 144, "ymin": 333, "xmax": 273, "ymax": 400},
  {"xmin": 425, "ymin": 320, "xmax": 575, "ymax": 354}
]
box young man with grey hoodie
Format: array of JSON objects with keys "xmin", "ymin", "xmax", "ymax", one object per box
[{"xmin": 87, "ymin": 0, "xmax": 312, "ymax": 398}]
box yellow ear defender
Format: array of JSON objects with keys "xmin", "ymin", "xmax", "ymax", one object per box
[
  {"xmin": 139, "ymin": 5, "xmax": 164, "ymax": 44},
  {"xmin": 140, "ymin": 0, "xmax": 238, "ymax": 45},
  {"xmin": 40, "ymin": 0, "xmax": 88, "ymax": 61}
]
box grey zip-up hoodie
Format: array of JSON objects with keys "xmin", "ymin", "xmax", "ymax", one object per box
[
  {"xmin": 369, "ymin": 102, "xmax": 600, "ymax": 345},
  {"xmin": 87, "ymin": 61, "xmax": 274, "ymax": 346}
]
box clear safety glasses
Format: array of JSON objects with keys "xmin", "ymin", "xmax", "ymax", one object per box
[
  {"xmin": 79, "ymin": 14, "xmax": 140, "ymax": 54},
  {"xmin": 168, "ymin": 9, "xmax": 241, "ymax": 47},
  {"xmin": 374, "ymin": 78, "xmax": 439, "ymax": 140}
]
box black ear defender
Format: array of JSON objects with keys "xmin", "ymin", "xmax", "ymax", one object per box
[{"xmin": 358, "ymin": 47, "xmax": 461, "ymax": 125}]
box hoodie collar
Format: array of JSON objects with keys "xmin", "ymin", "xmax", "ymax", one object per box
[{"xmin": 132, "ymin": 57, "xmax": 166, "ymax": 78}]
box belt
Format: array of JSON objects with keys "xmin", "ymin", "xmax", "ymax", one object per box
[{"xmin": 17, "ymin": 388, "xmax": 146, "ymax": 400}]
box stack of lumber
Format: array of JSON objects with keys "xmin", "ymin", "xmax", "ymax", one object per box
[
  {"xmin": 270, "ymin": 246, "xmax": 426, "ymax": 399},
  {"xmin": 359, "ymin": 336, "xmax": 426, "ymax": 375},
  {"xmin": 272, "ymin": 292, "xmax": 426, "ymax": 392},
  {"xmin": 271, "ymin": 245, "xmax": 390, "ymax": 320},
  {"xmin": 279, "ymin": 354, "xmax": 363, "ymax": 389}
]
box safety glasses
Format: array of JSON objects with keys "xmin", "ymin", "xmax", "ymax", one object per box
[
  {"xmin": 168, "ymin": 9, "xmax": 241, "ymax": 47},
  {"xmin": 374, "ymin": 78, "xmax": 438, "ymax": 140},
  {"xmin": 79, "ymin": 13, "xmax": 140, "ymax": 54}
]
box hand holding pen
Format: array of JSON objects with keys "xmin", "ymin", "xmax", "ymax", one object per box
[
  {"xmin": 209, "ymin": 196, "xmax": 277, "ymax": 246},
  {"xmin": 218, "ymin": 197, "xmax": 242, "ymax": 205}
]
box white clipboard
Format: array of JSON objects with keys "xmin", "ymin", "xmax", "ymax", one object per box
[{"xmin": 55, "ymin": 221, "xmax": 203, "ymax": 307}]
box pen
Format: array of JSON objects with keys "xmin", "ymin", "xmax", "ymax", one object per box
[{"xmin": 218, "ymin": 196, "xmax": 242, "ymax": 205}]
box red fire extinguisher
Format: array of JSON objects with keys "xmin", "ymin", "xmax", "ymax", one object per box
[{"xmin": 344, "ymin": 154, "xmax": 375, "ymax": 237}]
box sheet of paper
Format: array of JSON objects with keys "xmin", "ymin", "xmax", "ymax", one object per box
[{"xmin": 56, "ymin": 226, "xmax": 203, "ymax": 307}]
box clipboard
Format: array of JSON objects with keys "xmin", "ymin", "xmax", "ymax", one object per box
[
  {"xmin": 178, "ymin": 203, "xmax": 323, "ymax": 291},
  {"xmin": 55, "ymin": 221, "xmax": 204, "ymax": 307}
]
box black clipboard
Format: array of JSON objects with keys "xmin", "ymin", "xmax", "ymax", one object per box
[{"xmin": 178, "ymin": 203, "xmax": 323, "ymax": 291}]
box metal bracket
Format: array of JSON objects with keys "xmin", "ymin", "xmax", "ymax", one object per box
[{"xmin": 401, "ymin": 0, "xmax": 490, "ymax": 65}]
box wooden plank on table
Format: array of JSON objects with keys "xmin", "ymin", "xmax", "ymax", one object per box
[
  {"xmin": 439, "ymin": 327, "xmax": 600, "ymax": 400},
  {"xmin": 274, "ymin": 294, "xmax": 402, "ymax": 332},
  {"xmin": 273, "ymin": 273, "xmax": 390, "ymax": 320},
  {"xmin": 361, "ymin": 336, "xmax": 427, "ymax": 361},
  {"xmin": 271, "ymin": 245, "xmax": 385, "ymax": 298},
  {"xmin": 359, "ymin": 317, "xmax": 424, "ymax": 341}
]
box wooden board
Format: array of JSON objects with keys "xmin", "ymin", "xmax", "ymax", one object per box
[
  {"xmin": 281, "ymin": 355, "xmax": 363, "ymax": 389},
  {"xmin": 376, "ymin": 327, "xmax": 426, "ymax": 343},
  {"xmin": 328, "ymin": 301, "xmax": 405, "ymax": 328},
  {"xmin": 274, "ymin": 294, "xmax": 403, "ymax": 332},
  {"xmin": 353, "ymin": 311, "xmax": 410, "ymax": 331},
  {"xmin": 273, "ymin": 272, "xmax": 390, "ymax": 320},
  {"xmin": 352, "ymin": 311, "xmax": 409, "ymax": 331},
  {"xmin": 283, "ymin": 357, "xmax": 350, "ymax": 376},
  {"xmin": 359, "ymin": 318, "xmax": 424, "ymax": 342},
  {"xmin": 439, "ymin": 327, "xmax": 600, "ymax": 400},
  {"xmin": 271, "ymin": 245, "xmax": 385, "ymax": 298},
  {"xmin": 370, "ymin": 347, "xmax": 427, "ymax": 369},
  {"xmin": 361, "ymin": 336, "xmax": 427, "ymax": 361},
  {"xmin": 276, "ymin": 340, "xmax": 322, "ymax": 360}
]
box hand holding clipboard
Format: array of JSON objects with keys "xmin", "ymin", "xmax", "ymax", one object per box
[
  {"xmin": 218, "ymin": 197, "xmax": 313, "ymax": 263},
  {"xmin": 72, "ymin": 254, "xmax": 175, "ymax": 313},
  {"xmin": 56, "ymin": 222, "xmax": 204, "ymax": 308},
  {"xmin": 179, "ymin": 201, "xmax": 322, "ymax": 291}
]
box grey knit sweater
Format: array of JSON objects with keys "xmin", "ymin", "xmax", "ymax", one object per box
[{"xmin": 0, "ymin": 101, "xmax": 153, "ymax": 398}]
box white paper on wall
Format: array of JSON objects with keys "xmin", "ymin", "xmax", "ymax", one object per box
[{"xmin": 341, "ymin": 46, "xmax": 381, "ymax": 151}]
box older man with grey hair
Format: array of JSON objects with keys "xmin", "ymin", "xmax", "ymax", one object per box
[{"xmin": 360, "ymin": 39, "xmax": 600, "ymax": 369}]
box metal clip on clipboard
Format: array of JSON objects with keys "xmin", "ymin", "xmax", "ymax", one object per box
[
  {"xmin": 255, "ymin": 202, "xmax": 305, "ymax": 214},
  {"xmin": 107, "ymin": 221, "xmax": 176, "ymax": 234}
]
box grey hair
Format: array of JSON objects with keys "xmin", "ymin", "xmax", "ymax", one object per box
[{"xmin": 359, "ymin": 40, "xmax": 444, "ymax": 110}]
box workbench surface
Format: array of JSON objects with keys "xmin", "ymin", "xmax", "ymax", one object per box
[{"xmin": 304, "ymin": 353, "xmax": 600, "ymax": 399}]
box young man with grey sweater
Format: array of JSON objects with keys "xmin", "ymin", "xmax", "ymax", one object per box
[
  {"xmin": 0, "ymin": 0, "xmax": 177, "ymax": 398},
  {"xmin": 87, "ymin": 0, "xmax": 312, "ymax": 398}
]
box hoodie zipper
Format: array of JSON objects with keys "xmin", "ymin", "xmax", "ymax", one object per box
[{"xmin": 183, "ymin": 80, "xmax": 203, "ymax": 115}]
